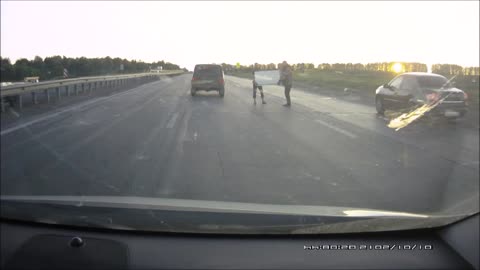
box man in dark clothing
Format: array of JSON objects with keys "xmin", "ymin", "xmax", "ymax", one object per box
[
  {"xmin": 278, "ymin": 61, "xmax": 293, "ymax": 107},
  {"xmin": 253, "ymin": 80, "xmax": 267, "ymax": 105}
]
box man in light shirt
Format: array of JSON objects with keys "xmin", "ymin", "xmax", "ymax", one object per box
[{"xmin": 252, "ymin": 68, "xmax": 267, "ymax": 105}]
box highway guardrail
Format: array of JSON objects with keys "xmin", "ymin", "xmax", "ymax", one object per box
[{"xmin": 0, "ymin": 70, "xmax": 184, "ymax": 112}]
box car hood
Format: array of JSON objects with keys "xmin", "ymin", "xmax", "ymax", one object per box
[{"xmin": 1, "ymin": 195, "xmax": 478, "ymax": 234}]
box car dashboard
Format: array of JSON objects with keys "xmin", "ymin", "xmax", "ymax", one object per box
[{"xmin": 1, "ymin": 213, "xmax": 478, "ymax": 270}]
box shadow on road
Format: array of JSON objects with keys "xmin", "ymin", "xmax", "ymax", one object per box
[{"xmin": 190, "ymin": 91, "xmax": 225, "ymax": 106}]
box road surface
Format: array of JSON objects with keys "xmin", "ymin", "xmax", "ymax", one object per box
[{"xmin": 1, "ymin": 74, "xmax": 478, "ymax": 215}]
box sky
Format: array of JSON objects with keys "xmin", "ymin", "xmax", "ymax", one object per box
[{"xmin": 1, "ymin": 1, "xmax": 479, "ymax": 71}]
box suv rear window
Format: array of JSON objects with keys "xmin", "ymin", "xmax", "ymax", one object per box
[{"xmin": 194, "ymin": 65, "xmax": 222, "ymax": 76}]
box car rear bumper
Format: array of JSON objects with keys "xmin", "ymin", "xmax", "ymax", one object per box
[
  {"xmin": 430, "ymin": 102, "xmax": 468, "ymax": 117},
  {"xmin": 191, "ymin": 82, "xmax": 224, "ymax": 91}
]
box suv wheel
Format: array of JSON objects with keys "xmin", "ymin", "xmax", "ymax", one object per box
[
  {"xmin": 219, "ymin": 87, "xmax": 225, "ymax": 98},
  {"xmin": 375, "ymin": 96, "xmax": 385, "ymax": 115},
  {"xmin": 191, "ymin": 88, "xmax": 196, "ymax": 96}
]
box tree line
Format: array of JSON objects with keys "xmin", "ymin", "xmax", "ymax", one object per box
[
  {"xmin": 431, "ymin": 64, "xmax": 479, "ymax": 76},
  {"xmin": 0, "ymin": 56, "xmax": 183, "ymax": 82},
  {"xmin": 223, "ymin": 62, "xmax": 479, "ymax": 76}
]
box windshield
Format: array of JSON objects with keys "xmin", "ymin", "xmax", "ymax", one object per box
[
  {"xmin": 417, "ymin": 76, "xmax": 449, "ymax": 89},
  {"xmin": 1, "ymin": 1, "xmax": 479, "ymax": 234}
]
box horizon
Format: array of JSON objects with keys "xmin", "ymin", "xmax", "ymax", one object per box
[
  {"xmin": 1, "ymin": 55, "xmax": 477, "ymax": 71},
  {"xmin": 1, "ymin": 1, "xmax": 479, "ymax": 71}
]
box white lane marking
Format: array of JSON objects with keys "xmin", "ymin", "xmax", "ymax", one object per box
[
  {"xmin": 460, "ymin": 161, "xmax": 480, "ymax": 166},
  {"xmin": 0, "ymin": 81, "xmax": 170, "ymax": 136},
  {"xmin": 134, "ymin": 154, "xmax": 149, "ymax": 161},
  {"xmin": 35, "ymin": 94, "xmax": 160, "ymax": 174},
  {"xmin": 1, "ymin": 107, "xmax": 84, "ymax": 136},
  {"xmin": 9, "ymin": 108, "xmax": 20, "ymax": 118},
  {"xmin": 177, "ymin": 107, "xmax": 192, "ymax": 155},
  {"xmin": 166, "ymin": 113, "xmax": 179, "ymax": 129},
  {"xmin": 73, "ymin": 119, "xmax": 90, "ymax": 126},
  {"xmin": 315, "ymin": 119, "xmax": 357, "ymax": 139}
]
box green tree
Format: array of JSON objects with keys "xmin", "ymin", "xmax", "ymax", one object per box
[
  {"xmin": 44, "ymin": 56, "xmax": 64, "ymax": 79},
  {"xmin": 14, "ymin": 58, "xmax": 37, "ymax": 81},
  {"xmin": 0, "ymin": 57, "xmax": 15, "ymax": 81}
]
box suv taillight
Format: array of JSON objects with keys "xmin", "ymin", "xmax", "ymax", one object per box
[
  {"xmin": 192, "ymin": 77, "xmax": 197, "ymax": 81},
  {"xmin": 463, "ymin": 92, "xmax": 468, "ymax": 100},
  {"xmin": 218, "ymin": 78, "xmax": 224, "ymax": 84},
  {"xmin": 426, "ymin": 92, "xmax": 440, "ymax": 103}
]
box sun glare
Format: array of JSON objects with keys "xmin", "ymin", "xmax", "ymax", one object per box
[{"xmin": 392, "ymin": 63, "xmax": 403, "ymax": 73}]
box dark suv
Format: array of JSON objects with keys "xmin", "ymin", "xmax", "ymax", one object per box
[
  {"xmin": 191, "ymin": 64, "xmax": 225, "ymax": 97},
  {"xmin": 375, "ymin": 72, "xmax": 468, "ymax": 118}
]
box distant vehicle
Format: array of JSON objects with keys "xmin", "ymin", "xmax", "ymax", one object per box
[
  {"xmin": 375, "ymin": 72, "xmax": 468, "ymax": 118},
  {"xmin": 150, "ymin": 66, "xmax": 163, "ymax": 73},
  {"xmin": 191, "ymin": 64, "xmax": 225, "ymax": 97},
  {"xmin": 24, "ymin": 77, "xmax": 39, "ymax": 83},
  {"xmin": 0, "ymin": 82, "xmax": 13, "ymax": 87}
]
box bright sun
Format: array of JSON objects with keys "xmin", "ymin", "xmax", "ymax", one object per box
[{"xmin": 392, "ymin": 63, "xmax": 403, "ymax": 73}]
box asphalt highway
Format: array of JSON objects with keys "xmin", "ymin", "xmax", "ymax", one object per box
[{"xmin": 1, "ymin": 74, "xmax": 478, "ymax": 214}]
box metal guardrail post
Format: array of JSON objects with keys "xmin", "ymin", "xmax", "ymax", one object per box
[
  {"xmin": 32, "ymin": 92, "xmax": 38, "ymax": 104},
  {"xmin": 45, "ymin": 89, "xmax": 50, "ymax": 103},
  {"xmin": 56, "ymin": 87, "xmax": 61, "ymax": 101},
  {"xmin": 1, "ymin": 97, "xmax": 5, "ymax": 113},
  {"xmin": 18, "ymin": 95, "xmax": 23, "ymax": 110},
  {"xmin": 74, "ymin": 84, "xmax": 78, "ymax": 95},
  {"xmin": 81, "ymin": 83, "xmax": 85, "ymax": 93},
  {"xmin": 66, "ymin": 85, "xmax": 70, "ymax": 96}
]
